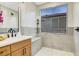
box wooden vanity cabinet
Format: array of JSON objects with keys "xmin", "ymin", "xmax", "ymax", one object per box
[
  {"xmin": 0, "ymin": 39, "xmax": 32, "ymax": 56},
  {"xmin": 0, "ymin": 45, "xmax": 10, "ymax": 56},
  {"xmin": 11, "ymin": 39, "xmax": 31, "ymax": 56},
  {"xmin": 12, "ymin": 45, "xmax": 31, "ymax": 56}
]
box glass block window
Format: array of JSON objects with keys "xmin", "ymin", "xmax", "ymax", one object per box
[{"xmin": 41, "ymin": 5, "xmax": 67, "ymax": 33}]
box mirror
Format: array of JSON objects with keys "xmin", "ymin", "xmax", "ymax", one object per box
[{"xmin": 0, "ymin": 2, "xmax": 19, "ymax": 34}]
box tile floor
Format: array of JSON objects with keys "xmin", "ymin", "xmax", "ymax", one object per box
[{"xmin": 35, "ymin": 47, "xmax": 74, "ymax": 56}]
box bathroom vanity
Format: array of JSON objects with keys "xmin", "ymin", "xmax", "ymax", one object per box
[{"xmin": 0, "ymin": 36, "xmax": 32, "ymax": 56}]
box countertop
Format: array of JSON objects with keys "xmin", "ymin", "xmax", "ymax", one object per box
[{"xmin": 0, "ymin": 36, "xmax": 32, "ymax": 47}]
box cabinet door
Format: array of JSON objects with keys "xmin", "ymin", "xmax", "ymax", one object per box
[
  {"xmin": 24, "ymin": 45, "xmax": 31, "ymax": 56},
  {"xmin": 11, "ymin": 48, "xmax": 25, "ymax": 56},
  {"xmin": 0, "ymin": 45, "xmax": 10, "ymax": 56}
]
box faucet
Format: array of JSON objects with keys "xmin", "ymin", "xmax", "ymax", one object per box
[{"xmin": 8, "ymin": 28, "xmax": 16, "ymax": 37}]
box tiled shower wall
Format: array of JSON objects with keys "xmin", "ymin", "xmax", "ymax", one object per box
[
  {"xmin": 40, "ymin": 27, "xmax": 75, "ymax": 53},
  {"xmin": 21, "ymin": 26, "xmax": 41, "ymax": 37},
  {"xmin": 21, "ymin": 27, "xmax": 37, "ymax": 36}
]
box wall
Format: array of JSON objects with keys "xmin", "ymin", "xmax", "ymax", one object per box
[
  {"xmin": 73, "ymin": 3, "xmax": 79, "ymax": 55},
  {"xmin": 41, "ymin": 31, "xmax": 74, "ymax": 52},
  {"xmin": 39, "ymin": 2, "xmax": 75, "ymax": 52},
  {"xmin": 67, "ymin": 3, "xmax": 74, "ymax": 27},
  {"xmin": 21, "ymin": 3, "xmax": 37, "ymax": 37},
  {"xmin": 0, "ymin": 5, "xmax": 18, "ymax": 34},
  {"xmin": 73, "ymin": 3, "xmax": 79, "ymax": 27}
]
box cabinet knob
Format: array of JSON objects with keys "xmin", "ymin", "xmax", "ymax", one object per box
[
  {"xmin": 0, "ymin": 51, "xmax": 4, "ymax": 54},
  {"xmin": 0, "ymin": 50, "xmax": 6, "ymax": 54}
]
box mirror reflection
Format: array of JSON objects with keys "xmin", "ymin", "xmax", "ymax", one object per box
[{"xmin": 0, "ymin": 2, "xmax": 19, "ymax": 34}]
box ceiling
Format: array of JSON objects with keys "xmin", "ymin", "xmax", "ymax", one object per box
[
  {"xmin": 34, "ymin": 2, "xmax": 47, "ymax": 5},
  {"xmin": 0, "ymin": 2, "xmax": 46, "ymax": 12},
  {"xmin": 0, "ymin": 2, "xmax": 19, "ymax": 12}
]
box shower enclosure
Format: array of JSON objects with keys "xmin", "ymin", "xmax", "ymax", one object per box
[{"xmin": 40, "ymin": 4, "xmax": 74, "ymax": 53}]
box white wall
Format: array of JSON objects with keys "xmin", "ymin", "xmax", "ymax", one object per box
[
  {"xmin": 73, "ymin": 3, "xmax": 79, "ymax": 27},
  {"xmin": 20, "ymin": 3, "xmax": 41, "ymax": 37},
  {"xmin": 0, "ymin": 5, "xmax": 18, "ymax": 28},
  {"xmin": 21, "ymin": 3, "xmax": 37, "ymax": 28},
  {"xmin": 67, "ymin": 3, "xmax": 74, "ymax": 27},
  {"xmin": 73, "ymin": 3, "xmax": 79, "ymax": 55}
]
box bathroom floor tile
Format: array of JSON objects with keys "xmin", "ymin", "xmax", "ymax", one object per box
[{"xmin": 35, "ymin": 47, "xmax": 74, "ymax": 56}]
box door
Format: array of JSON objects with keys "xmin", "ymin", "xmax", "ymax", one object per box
[
  {"xmin": 0, "ymin": 45, "xmax": 10, "ymax": 56},
  {"xmin": 24, "ymin": 45, "xmax": 31, "ymax": 56}
]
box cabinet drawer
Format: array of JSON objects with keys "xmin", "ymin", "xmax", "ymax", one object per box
[
  {"xmin": 11, "ymin": 39, "xmax": 31, "ymax": 52},
  {"xmin": 11, "ymin": 48, "xmax": 24, "ymax": 56},
  {"xmin": 0, "ymin": 45, "xmax": 10, "ymax": 56}
]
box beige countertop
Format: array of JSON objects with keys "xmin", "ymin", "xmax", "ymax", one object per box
[{"xmin": 0, "ymin": 36, "xmax": 32, "ymax": 47}]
